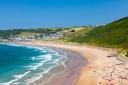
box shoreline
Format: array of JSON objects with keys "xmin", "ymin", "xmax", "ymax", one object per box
[
  {"xmin": 0, "ymin": 43, "xmax": 86, "ymax": 85},
  {"xmin": 14, "ymin": 40, "xmax": 128, "ymax": 85},
  {"xmin": 10, "ymin": 42, "xmax": 87, "ymax": 85},
  {"xmin": 30, "ymin": 47, "xmax": 87, "ymax": 85}
]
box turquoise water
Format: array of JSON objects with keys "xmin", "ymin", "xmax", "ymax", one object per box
[{"xmin": 0, "ymin": 43, "xmax": 66, "ymax": 85}]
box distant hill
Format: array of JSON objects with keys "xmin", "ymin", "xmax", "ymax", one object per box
[
  {"xmin": 65, "ymin": 17, "xmax": 128, "ymax": 50},
  {"xmin": 0, "ymin": 28, "xmax": 69, "ymax": 39}
]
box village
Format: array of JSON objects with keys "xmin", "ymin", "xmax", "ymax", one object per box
[{"xmin": 7, "ymin": 29, "xmax": 76, "ymax": 42}]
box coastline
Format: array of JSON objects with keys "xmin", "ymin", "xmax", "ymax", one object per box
[
  {"xmin": 10, "ymin": 42, "xmax": 87, "ymax": 85},
  {"xmin": 0, "ymin": 42, "xmax": 86, "ymax": 85},
  {"xmin": 14, "ymin": 40, "xmax": 128, "ymax": 85},
  {"xmin": 30, "ymin": 47, "xmax": 86, "ymax": 85}
]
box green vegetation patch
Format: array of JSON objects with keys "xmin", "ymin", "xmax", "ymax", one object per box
[
  {"xmin": 63, "ymin": 17, "xmax": 128, "ymax": 56},
  {"xmin": 18, "ymin": 32, "xmax": 41, "ymax": 38}
]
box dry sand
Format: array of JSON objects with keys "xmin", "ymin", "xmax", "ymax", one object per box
[{"xmin": 16, "ymin": 40, "xmax": 128, "ymax": 85}]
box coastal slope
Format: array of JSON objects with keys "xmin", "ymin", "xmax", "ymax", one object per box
[{"xmin": 64, "ymin": 17, "xmax": 128, "ymax": 51}]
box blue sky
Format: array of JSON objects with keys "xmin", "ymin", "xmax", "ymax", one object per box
[{"xmin": 0, "ymin": 0, "xmax": 128, "ymax": 29}]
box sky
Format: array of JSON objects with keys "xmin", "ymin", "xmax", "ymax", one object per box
[{"xmin": 0, "ymin": 0, "xmax": 128, "ymax": 29}]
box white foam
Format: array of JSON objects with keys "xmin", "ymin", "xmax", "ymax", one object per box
[
  {"xmin": 40, "ymin": 50, "xmax": 47, "ymax": 53},
  {"xmin": 31, "ymin": 57, "xmax": 36, "ymax": 60},
  {"xmin": 14, "ymin": 71, "xmax": 31, "ymax": 79},
  {"xmin": 33, "ymin": 63, "xmax": 43, "ymax": 70},
  {"xmin": 25, "ymin": 66, "xmax": 56, "ymax": 84},
  {"xmin": 21, "ymin": 53, "xmax": 65, "ymax": 84},
  {"xmin": 32, "ymin": 54, "xmax": 53, "ymax": 61},
  {"xmin": 0, "ymin": 79, "xmax": 18, "ymax": 85},
  {"xmin": 43, "ymin": 54, "xmax": 52, "ymax": 60},
  {"xmin": 30, "ymin": 54, "xmax": 51, "ymax": 60},
  {"xmin": 0, "ymin": 43, "xmax": 47, "ymax": 53},
  {"xmin": 29, "ymin": 56, "xmax": 42, "ymax": 61},
  {"xmin": 48, "ymin": 49, "xmax": 59, "ymax": 55},
  {"xmin": 24, "ymin": 62, "xmax": 44, "ymax": 71},
  {"xmin": 25, "ymin": 75, "xmax": 43, "ymax": 84},
  {"xmin": 35, "ymin": 55, "xmax": 45, "ymax": 60},
  {"xmin": 48, "ymin": 49, "xmax": 57, "ymax": 52},
  {"xmin": 26, "ymin": 46, "xmax": 46, "ymax": 51},
  {"xmin": 0, "ymin": 43, "xmax": 24, "ymax": 47},
  {"xmin": 25, "ymin": 54, "xmax": 53, "ymax": 70},
  {"xmin": 0, "ymin": 44, "xmax": 67, "ymax": 85}
]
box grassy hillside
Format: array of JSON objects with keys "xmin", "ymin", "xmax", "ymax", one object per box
[
  {"xmin": 64, "ymin": 17, "xmax": 128, "ymax": 50},
  {"xmin": 63, "ymin": 27, "xmax": 93, "ymax": 42},
  {"xmin": 18, "ymin": 32, "xmax": 41, "ymax": 38}
]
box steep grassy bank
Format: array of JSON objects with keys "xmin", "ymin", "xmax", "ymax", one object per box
[
  {"xmin": 63, "ymin": 17, "xmax": 128, "ymax": 56},
  {"xmin": 62, "ymin": 27, "xmax": 93, "ymax": 42}
]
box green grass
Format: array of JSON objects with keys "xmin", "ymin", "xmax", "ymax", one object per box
[
  {"xmin": 18, "ymin": 32, "xmax": 41, "ymax": 38},
  {"xmin": 62, "ymin": 27, "xmax": 93, "ymax": 42},
  {"xmin": 63, "ymin": 17, "xmax": 128, "ymax": 56}
]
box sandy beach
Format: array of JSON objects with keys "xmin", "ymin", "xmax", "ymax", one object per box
[
  {"xmin": 29, "ymin": 47, "xmax": 86, "ymax": 85},
  {"xmin": 16, "ymin": 40, "xmax": 128, "ymax": 85}
]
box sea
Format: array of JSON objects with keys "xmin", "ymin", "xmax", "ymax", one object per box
[{"xmin": 0, "ymin": 43, "xmax": 66, "ymax": 85}]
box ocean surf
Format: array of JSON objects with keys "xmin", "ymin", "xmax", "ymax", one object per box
[{"xmin": 0, "ymin": 43, "xmax": 67, "ymax": 85}]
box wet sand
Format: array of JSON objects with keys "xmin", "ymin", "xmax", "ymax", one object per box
[
  {"xmin": 15, "ymin": 40, "xmax": 128, "ymax": 85},
  {"xmin": 18, "ymin": 44, "xmax": 87, "ymax": 85}
]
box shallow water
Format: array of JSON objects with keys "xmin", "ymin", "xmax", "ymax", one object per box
[{"xmin": 0, "ymin": 43, "xmax": 66, "ymax": 85}]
